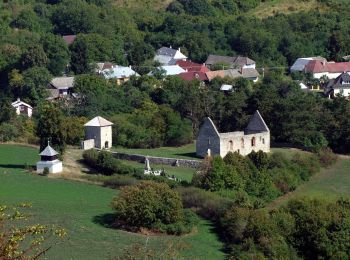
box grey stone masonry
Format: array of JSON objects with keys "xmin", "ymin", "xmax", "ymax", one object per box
[
  {"xmin": 196, "ymin": 110, "xmax": 270, "ymax": 158},
  {"xmin": 111, "ymin": 152, "xmax": 202, "ymax": 169}
]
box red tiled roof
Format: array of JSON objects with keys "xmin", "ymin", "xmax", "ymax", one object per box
[
  {"xmin": 179, "ymin": 71, "xmax": 209, "ymax": 81},
  {"xmin": 305, "ymin": 60, "xmax": 350, "ymax": 73},
  {"xmin": 176, "ymin": 60, "xmax": 210, "ymax": 72},
  {"xmin": 62, "ymin": 35, "xmax": 76, "ymax": 45}
]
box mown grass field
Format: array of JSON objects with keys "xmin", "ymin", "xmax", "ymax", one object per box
[
  {"xmin": 269, "ymin": 158, "xmax": 350, "ymax": 209},
  {"xmin": 114, "ymin": 143, "xmax": 200, "ymax": 160},
  {"xmin": 0, "ymin": 145, "xmax": 226, "ymax": 260}
]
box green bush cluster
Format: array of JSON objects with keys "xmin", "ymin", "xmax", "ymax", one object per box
[
  {"xmin": 221, "ymin": 198, "xmax": 350, "ymax": 259},
  {"xmin": 82, "ymin": 149, "xmax": 135, "ymax": 176},
  {"xmin": 111, "ymin": 103, "xmax": 192, "ymax": 148},
  {"xmin": 193, "ymin": 150, "xmax": 329, "ymax": 206},
  {"xmin": 111, "ymin": 181, "xmax": 195, "ymax": 235},
  {"xmin": 177, "ymin": 187, "xmax": 235, "ymax": 221}
]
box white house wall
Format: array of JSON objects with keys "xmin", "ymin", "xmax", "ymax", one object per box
[
  {"xmin": 334, "ymin": 88, "xmax": 350, "ymax": 97},
  {"xmin": 219, "ymin": 132, "xmax": 270, "ymax": 157}
]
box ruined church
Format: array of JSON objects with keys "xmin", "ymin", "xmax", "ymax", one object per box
[{"xmin": 196, "ymin": 111, "xmax": 270, "ymax": 158}]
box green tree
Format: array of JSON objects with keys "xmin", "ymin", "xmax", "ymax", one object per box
[
  {"xmin": 112, "ymin": 181, "xmax": 184, "ymax": 229},
  {"xmin": 21, "ymin": 45, "xmax": 48, "ymax": 69},
  {"xmin": 36, "ymin": 102, "xmax": 66, "ymax": 154},
  {"xmin": 42, "ymin": 34, "xmax": 69, "ymax": 75}
]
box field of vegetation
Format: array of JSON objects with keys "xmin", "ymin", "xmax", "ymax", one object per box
[
  {"xmin": 114, "ymin": 143, "xmax": 199, "ymax": 160},
  {"xmin": 0, "ymin": 145, "xmax": 225, "ymax": 259}
]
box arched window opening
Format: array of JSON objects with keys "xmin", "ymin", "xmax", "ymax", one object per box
[{"xmin": 251, "ymin": 137, "xmax": 256, "ymax": 147}]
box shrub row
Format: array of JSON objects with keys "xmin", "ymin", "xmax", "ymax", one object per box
[{"xmin": 82, "ymin": 149, "xmax": 137, "ymax": 176}]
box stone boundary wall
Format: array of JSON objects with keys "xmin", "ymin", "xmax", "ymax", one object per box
[{"xmin": 110, "ymin": 152, "xmax": 202, "ymax": 169}]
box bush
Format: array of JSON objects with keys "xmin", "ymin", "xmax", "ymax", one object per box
[
  {"xmin": 103, "ymin": 175, "xmax": 138, "ymax": 189},
  {"xmin": 43, "ymin": 167, "xmax": 49, "ymax": 176},
  {"xmin": 317, "ymin": 147, "xmax": 337, "ymax": 168},
  {"xmin": 0, "ymin": 123, "xmax": 19, "ymax": 142},
  {"xmin": 82, "ymin": 149, "xmax": 134, "ymax": 175},
  {"xmin": 112, "ymin": 181, "xmax": 187, "ymax": 234},
  {"xmin": 177, "ymin": 187, "xmax": 234, "ymax": 221}
]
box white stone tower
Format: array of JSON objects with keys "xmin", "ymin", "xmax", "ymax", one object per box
[{"xmin": 83, "ymin": 116, "xmax": 113, "ymax": 149}]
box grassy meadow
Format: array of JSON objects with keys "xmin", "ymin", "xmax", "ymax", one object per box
[
  {"xmin": 114, "ymin": 143, "xmax": 200, "ymax": 160},
  {"xmin": 0, "ymin": 145, "xmax": 225, "ymax": 259}
]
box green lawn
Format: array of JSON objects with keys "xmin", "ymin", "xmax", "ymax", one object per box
[
  {"xmin": 268, "ymin": 158, "xmax": 350, "ymax": 208},
  {"xmin": 114, "ymin": 143, "xmax": 201, "ymax": 160},
  {"xmin": 0, "ymin": 144, "xmax": 226, "ymax": 259},
  {"xmin": 121, "ymin": 160, "xmax": 196, "ymax": 182}
]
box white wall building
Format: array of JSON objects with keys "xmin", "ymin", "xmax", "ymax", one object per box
[
  {"xmin": 82, "ymin": 116, "xmax": 113, "ymax": 150},
  {"xmin": 154, "ymin": 47, "xmax": 187, "ymax": 65},
  {"xmin": 36, "ymin": 144, "xmax": 63, "ymax": 174},
  {"xmin": 196, "ymin": 111, "xmax": 270, "ymax": 158},
  {"xmin": 11, "ymin": 98, "xmax": 33, "ymax": 117}
]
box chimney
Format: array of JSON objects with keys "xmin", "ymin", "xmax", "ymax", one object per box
[
  {"xmin": 178, "ymin": 47, "xmax": 181, "ymax": 52},
  {"xmin": 170, "ymin": 45, "xmax": 172, "ymax": 49},
  {"xmin": 17, "ymin": 98, "xmax": 20, "ymax": 102}
]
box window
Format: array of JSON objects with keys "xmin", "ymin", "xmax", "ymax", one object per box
[
  {"xmin": 229, "ymin": 140, "xmax": 233, "ymax": 150},
  {"xmin": 241, "ymin": 138, "xmax": 244, "ymax": 148},
  {"xmin": 262, "ymin": 138, "xmax": 265, "ymax": 144},
  {"xmin": 207, "ymin": 139, "xmax": 211, "ymax": 145},
  {"xmin": 251, "ymin": 137, "xmax": 256, "ymax": 147}
]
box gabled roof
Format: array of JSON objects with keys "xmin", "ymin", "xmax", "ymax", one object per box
[
  {"xmin": 101, "ymin": 66, "xmax": 139, "ymax": 79},
  {"xmin": 245, "ymin": 110, "xmax": 269, "ymax": 134},
  {"xmin": 176, "ymin": 60, "xmax": 210, "ymax": 72},
  {"xmin": 62, "ymin": 35, "xmax": 76, "ymax": 45},
  {"xmin": 205, "ymin": 55, "xmax": 255, "ymax": 68},
  {"xmin": 325, "ymin": 72, "xmax": 350, "ymax": 93},
  {"xmin": 305, "ymin": 60, "xmax": 350, "ymax": 74},
  {"xmin": 11, "ymin": 98, "xmax": 32, "ymax": 109},
  {"xmin": 50, "ymin": 77, "xmax": 75, "ymax": 90},
  {"xmin": 39, "ymin": 144, "xmax": 59, "ymax": 156},
  {"xmin": 84, "ymin": 116, "xmax": 113, "ymax": 127},
  {"xmin": 96, "ymin": 62, "xmax": 114, "ymax": 71},
  {"xmin": 205, "ymin": 68, "xmax": 259, "ymax": 82},
  {"xmin": 156, "ymin": 47, "xmax": 178, "ymax": 57},
  {"xmin": 179, "ymin": 71, "xmax": 209, "ymax": 81},
  {"xmin": 290, "ymin": 57, "xmax": 325, "ymax": 72},
  {"xmin": 149, "ymin": 65, "xmax": 186, "ymax": 76},
  {"xmin": 201, "ymin": 117, "xmax": 220, "ymax": 138}
]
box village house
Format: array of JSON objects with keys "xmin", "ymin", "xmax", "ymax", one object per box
[
  {"xmin": 290, "ymin": 57, "xmax": 326, "ymax": 72},
  {"xmin": 205, "ymin": 68, "xmax": 260, "ymax": 83},
  {"xmin": 154, "ymin": 46, "xmax": 187, "ymax": 65},
  {"xmin": 177, "ymin": 60, "xmax": 210, "ymax": 82},
  {"xmin": 11, "ymin": 98, "xmax": 33, "ymax": 117},
  {"xmin": 149, "ymin": 65, "xmax": 186, "ymax": 77},
  {"xmin": 82, "ymin": 116, "xmax": 113, "ymax": 150},
  {"xmin": 205, "ymin": 55, "xmax": 256, "ymax": 70},
  {"xmin": 196, "ymin": 111, "xmax": 270, "ymax": 158},
  {"xmin": 47, "ymin": 76, "xmax": 75, "ymax": 100},
  {"xmin": 324, "ymin": 72, "xmax": 350, "ymax": 99},
  {"xmin": 97, "ymin": 63, "xmax": 140, "ymax": 85},
  {"xmin": 304, "ymin": 60, "xmax": 350, "ymax": 79},
  {"xmin": 36, "ymin": 143, "xmax": 63, "ymax": 174}
]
